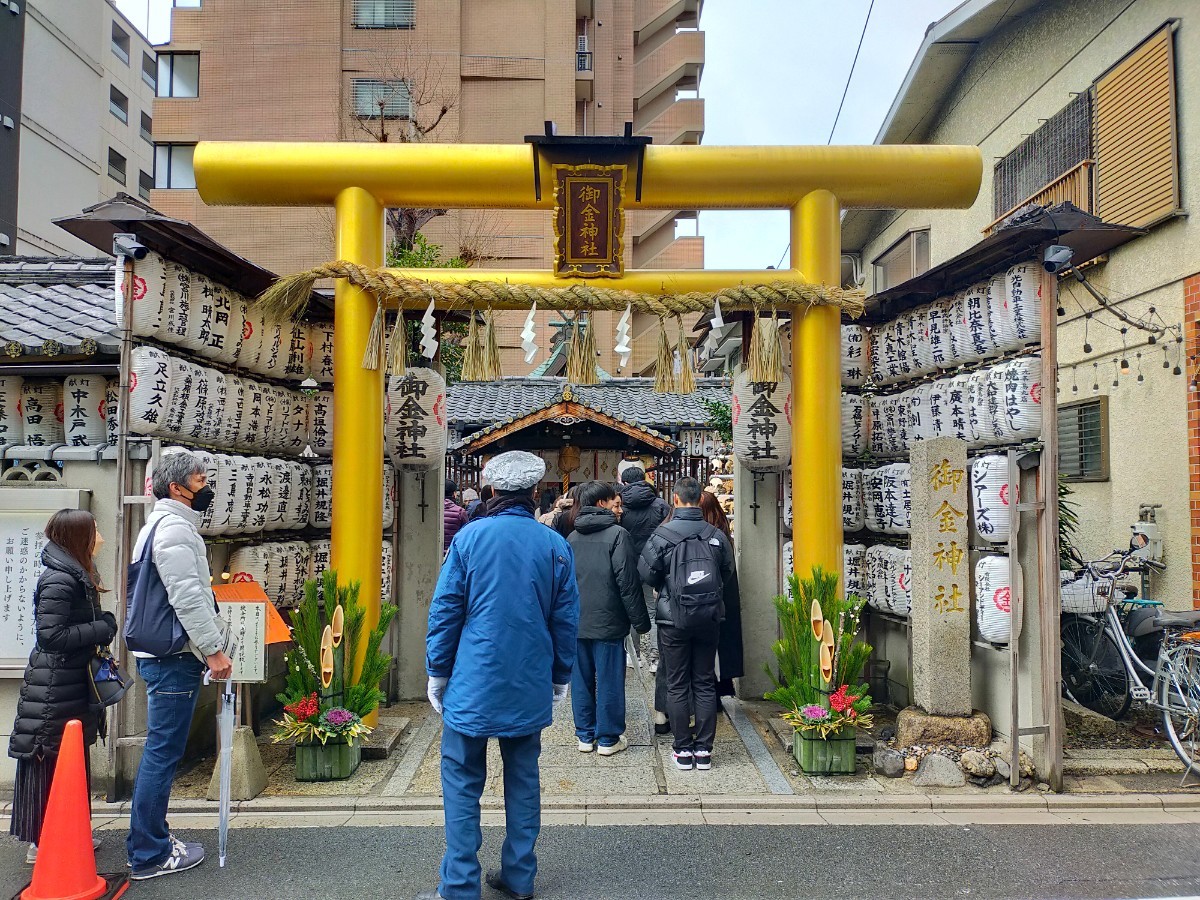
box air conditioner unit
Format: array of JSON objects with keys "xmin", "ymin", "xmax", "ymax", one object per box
[
  {"xmin": 0, "ymin": 234, "xmax": 10, "ymax": 247},
  {"xmin": 577, "ymin": 35, "xmax": 589, "ymax": 52},
  {"xmin": 2, "ymin": 116, "xmax": 13, "ymax": 129}
]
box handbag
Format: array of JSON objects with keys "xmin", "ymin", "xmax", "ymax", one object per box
[
  {"xmin": 89, "ymin": 648, "xmax": 129, "ymax": 707},
  {"xmin": 123, "ymin": 518, "xmax": 189, "ymax": 656}
]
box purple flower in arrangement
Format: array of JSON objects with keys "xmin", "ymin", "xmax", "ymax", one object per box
[
  {"xmin": 324, "ymin": 707, "xmax": 355, "ymax": 727},
  {"xmin": 800, "ymin": 705, "xmax": 829, "ymax": 722}
]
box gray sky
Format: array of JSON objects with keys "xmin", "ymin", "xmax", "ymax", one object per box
[{"xmin": 115, "ymin": 0, "xmax": 963, "ymax": 269}]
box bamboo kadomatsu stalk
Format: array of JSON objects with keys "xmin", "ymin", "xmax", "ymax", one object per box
[
  {"xmin": 318, "ymin": 625, "xmax": 335, "ymax": 708},
  {"xmin": 331, "ymin": 604, "xmax": 345, "ymax": 708}
]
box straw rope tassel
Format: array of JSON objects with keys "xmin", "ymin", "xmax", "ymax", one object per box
[
  {"xmin": 256, "ymin": 261, "xmax": 867, "ymax": 323},
  {"xmin": 386, "ymin": 313, "xmax": 408, "ymax": 377},
  {"xmin": 361, "ymin": 299, "xmax": 385, "ymax": 370},
  {"xmin": 654, "ymin": 318, "xmax": 675, "ymax": 394},
  {"xmin": 461, "ymin": 311, "xmax": 481, "ymax": 381},
  {"xmin": 675, "ymin": 315, "xmax": 696, "ymax": 394},
  {"xmin": 483, "ymin": 308, "xmax": 503, "ymax": 381}
]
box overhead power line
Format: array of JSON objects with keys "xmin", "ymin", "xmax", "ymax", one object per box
[{"xmin": 827, "ymin": 0, "xmax": 876, "ymax": 144}]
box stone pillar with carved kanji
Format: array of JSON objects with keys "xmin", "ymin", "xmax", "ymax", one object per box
[{"xmin": 910, "ymin": 437, "xmax": 973, "ymax": 717}]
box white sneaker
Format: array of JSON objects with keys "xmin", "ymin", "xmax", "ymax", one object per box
[
  {"xmin": 694, "ymin": 750, "xmax": 712, "ymax": 770},
  {"xmin": 597, "ymin": 736, "xmax": 628, "ymax": 757},
  {"xmin": 578, "ymin": 740, "xmax": 595, "ymax": 753},
  {"xmin": 25, "ymin": 844, "xmax": 36, "ymax": 865},
  {"xmin": 129, "ymin": 840, "xmax": 206, "ymax": 880}
]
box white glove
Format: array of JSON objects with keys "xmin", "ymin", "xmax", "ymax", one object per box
[
  {"xmin": 427, "ymin": 676, "xmax": 448, "ymax": 715},
  {"xmin": 552, "ymin": 683, "xmax": 569, "ymax": 707}
]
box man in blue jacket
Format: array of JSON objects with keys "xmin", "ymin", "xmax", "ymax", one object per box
[{"xmin": 419, "ymin": 451, "xmax": 580, "ymax": 900}]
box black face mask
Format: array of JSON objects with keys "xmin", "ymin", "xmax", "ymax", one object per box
[{"xmin": 183, "ymin": 485, "xmax": 216, "ymax": 513}]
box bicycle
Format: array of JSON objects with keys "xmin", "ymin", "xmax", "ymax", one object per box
[{"xmin": 1059, "ymin": 539, "xmax": 1200, "ymax": 784}]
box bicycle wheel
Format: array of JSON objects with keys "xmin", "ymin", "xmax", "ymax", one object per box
[
  {"xmin": 1061, "ymin": 615, "xmax": 1132, "ymax": 720},
  {"xmin": 1159, "ymin": 641, "xmax": 1200, "ymax": 777}
]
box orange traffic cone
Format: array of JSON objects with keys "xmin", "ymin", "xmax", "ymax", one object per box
[{"xmin": 15, "ymin": 719, "xmax": 127, "ymax": 900}]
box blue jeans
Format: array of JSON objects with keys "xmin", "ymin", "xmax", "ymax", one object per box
[
  {"xmin": 439, "ymin": 725, "xmax": 541, "ymax": 900},
  {"xmin": 571, "ymin": 638, "xmax": 626, "ymax": 746},
  {"xmin": 127, "ymin": 654, "xmax": 205, "ymax": 870}
]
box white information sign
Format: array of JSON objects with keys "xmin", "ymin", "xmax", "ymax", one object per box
[{"xmin": 216, "ymin": 599, "xmax": 267, "ymax": 683}]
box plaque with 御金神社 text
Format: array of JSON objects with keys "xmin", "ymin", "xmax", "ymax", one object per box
[{"xmin": 553, "ymin": 165, "xmax": 626, "ymax": 277}]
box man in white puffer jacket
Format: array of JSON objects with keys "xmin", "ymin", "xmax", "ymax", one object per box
[{"xmin": 127, "ymin": 449, "xmax": 232, "ymax": 881}]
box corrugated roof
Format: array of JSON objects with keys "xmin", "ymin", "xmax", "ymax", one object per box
[
  {"xmin": 447, "ymin": 377, "xmax": 729, "ymax": 430},
  {"xmin": 0, "ymin": 258, "xmax": 119, "ymax": 358}
]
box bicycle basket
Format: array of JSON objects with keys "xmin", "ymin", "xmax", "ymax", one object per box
[{"xmin": 1060, "ymin": 573, "xmax": 1108, "ymax": 615}]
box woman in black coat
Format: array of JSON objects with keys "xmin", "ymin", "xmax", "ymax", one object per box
[
  {"xmin": 9, "ymin": 509, "xmax": 117, "ymax": 863},
  {"xmin": 699, "ymin": 491, "xmax": 744, "ymax": 696},
  {"xmin": 567, "ymin": 481, "xmax": 651, "ymax": 756}
]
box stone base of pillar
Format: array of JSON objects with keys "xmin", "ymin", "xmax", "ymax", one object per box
[{"xmin": 895, "ymin": 706, "xmax": 992, "ymax": 748}]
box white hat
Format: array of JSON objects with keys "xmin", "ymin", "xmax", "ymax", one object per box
[
  {"xmin": 461, "ymin": 488, "xmax": 479, "ymax": 502},
  {"xmin": 482, "ymin": 451, "xmax": 546, "ymax": 491}
]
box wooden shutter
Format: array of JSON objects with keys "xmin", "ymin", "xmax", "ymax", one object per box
[{"xmin": 1093, "ymin": 25, "xmax": 1179, "ymax": 228}]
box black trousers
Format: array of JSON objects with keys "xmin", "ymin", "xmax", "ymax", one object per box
[{"xmin": 658, "ymin": 623, "xmax": 719, "ymax": 754}]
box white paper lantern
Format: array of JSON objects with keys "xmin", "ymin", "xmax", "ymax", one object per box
[
  {"xmin": 0, "ymin": 376, "xmax": 24, "ymax": 446},
  {"xmin": 179, "ymin": 274, "xmax": 214, "ymax": 353},
  {"xmin": 865, "ymin": 545, "xmax": 889, "ymax": 612},
  {"xmin": 288, "ymin": 542, "xmax": 313, "ymax": 607},
  {"xmin": 225, "ymin": 455, "xmax": 254, "ymax": 534},
  {"xmin": 945, "ymin": 374, "xmax": 975, "ymax": 444},
  {"xmin": 222, "ymin": 376, "xmax": 248, "ymax": 451},
  {"xmin": 841, "ymin": 467, "xmax": 864, "ymax": 532},
  {"xmin": 908, "ymin": 383, "xmax": 935, "ymax": 445},
  {"xmin": 965, "ymin": 370, "xmax": 990, "ymax": 448},
  {"xmin": 282, "ymin": 322, "xmax": 312, "ymax": 382},
  {"xmin": 212, "ymin": 289, "xmax": 244, "ymax": 365},
  {"xmin": 311, "ymin": 463, "xmax": 333, "ymax": 528},
  {"xmin": 309, "ymin": 539, "xmax": 332, "ymax": 581},
  {"xmin": 841, "ymin": 393, "xmax": 866, "ymax": 457},
  {"xmin": 158, "ymin": 357, "xmax": 194, "ymax": 439},
  {"xmin": 978, "ymin": 365, "xmax": 1010, "ymax": 445},
  {"xmin": 894, "ymin": 389, "xmax": 913, "ymax": 451},
  {"xmin": 117, "ymin": 252, "xmax": 167, "ymax": 337},
  {"xmin": 782, "ymin": 540, "xmax": 793, "ymax": 580},
  {"xmin": 105, "ymin": 379, "xmax": 119, "ymax": 447},
  {"xmin": 892, "ymin": 314, "xmax": 913, "ymax": 380},
  {"xmin": 203, "ymin": 369, "xmax": 228, "ymax": 445},
  {"xmin": 970, "ymin": 454, "xmax": 1012, "ymax": 544},
  {"xmin": 892, "ymin": 547, "xmax": 913, "ymax": 617},
  {"xmin": 1006, "ymin": 262, "xmax": 1042, "ymax": 344},
  {"xmin": 208, "ymin": 454, "xmax": 238, "ymax": 536},
  {"xmin": 188, "ymin": 450, "xmax": 221, "ymax": 536},
  {"xmin": 381, "ymin": 540, "xmax": 394, "ymax": 603},
  {"xmin": 863, "ymin": 468, "xmax": 887, "ymax": 534},
  {"xmin": 731, "ymin": 372, "xmax": 792, "ymax": 473},
  {"xmin": 948, "ymin": 291, "xmax": 973, "ymax": 364},
  {"xmin": 159, "ymin": 260, "xmax": 195, "ymax": 346},
  {"xmin": 927, "ymin": 299, "xmax": 955, "ymax": 370},
  {"xmin": 256, "ymin": 316, "xmax": 286, "ymax": 377},
  {"xmin": 840, "ymin": 325, "xmax": 868, "ymax": 387},
  {"xmin": 285, "ymin": 462, "xmax": 311, "ymax": 528},
  {"xmin": 281, "ymin": 390, "xmax": 310, "ymax": 457},
  {"xmin": 264, "ymin": 459, "xmax": 292, "ymax": 531},
  {"xmin": 875, "ymin": 321, "xmax": 901, "ymax": 384},
  {"xmin": 237, "ymin": 305, "xmax": 267, "ymax": 370},
  {"xmin": 867, "ymin": 395, "xmax": 887, "ymax": 457},
  {"xmin": 386, "ymin": 368, "xmax": 449, "ymax": 471},
  {"xmin": 976, "ymin": 554, "xmax": 1012, "ymax": 644},
  {"xmin": 310, "ymin": 323, "xmax": 336, "ymax": 383},
  {"xmin": 244, "ymin": 457, "xmax": 272, "ymax": 531},
  {"xmin": 909, "ymin": 306, "xmax": 935, "ymax": 376},
  {"xmin": 59, "ymin": 375, "xmax": 106, "ymax": 447},
  {"xmin": 308, "ymin": 390, "xmax": 334, "ymax": 457},
  {"xmin": 21, "ymin": 380, "xmax": 64, "ymax": 446},
  {"xmin": 963, "ymin": 281, "xmax": 995, "ymax": 360},
  {"xmin": 1002, "ymin": 356, "xmax": 1042, "ymax": 441},
  {"xmin": 844, "ymin": 543, "xmax": 867, "ymax": 598},
  {"xmin": 229, "ymin": 544, "xmax": 271, "ymax": 595},
  {"xmin": 240, "ymin": 380, "xmax": 268, "ymax": 451},
  {"xmin": 178, "ymin": 365, "xmax": 212, "ymax": 444},
  {"xmin": 781, "ymin": 466, "xmax": 792, "ymax": 529},
  {"xmin": 986, "ymin": 272, "xmax": 1020, "ymax": 353}
]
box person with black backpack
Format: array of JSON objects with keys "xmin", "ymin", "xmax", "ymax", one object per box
[{"xmin": 637, "ymin": 477, "xmax": 734, "ymax": 771}]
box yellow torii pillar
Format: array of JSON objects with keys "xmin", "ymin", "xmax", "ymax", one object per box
[{"xmin": 195, "ymin": 142, "xmax": 981, "ymax": 676}]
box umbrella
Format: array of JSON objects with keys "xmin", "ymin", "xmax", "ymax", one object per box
[
  {"xmin": 204, "ymin": 637, "xmax": 239, "ymax": 868},
  {"xmin": 624, "ymin": 634, "xmax": 646, "ymax": 688}
]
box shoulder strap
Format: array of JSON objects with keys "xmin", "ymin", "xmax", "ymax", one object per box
[{"xmin": 138, "ymin": 517, "xmax": 166, "ymax": 564}]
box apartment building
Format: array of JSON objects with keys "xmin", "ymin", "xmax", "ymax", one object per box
[
  {"xmin": 841, "ymin": 0, "xmax": 1200, "ymax": 609},
  {"xmin": 150, "ymin": 0, "xmax": 704, "ymax": 375},
  {"xmin": 0, "ymin": 0, "xmax": 156, "ymax": 256}
]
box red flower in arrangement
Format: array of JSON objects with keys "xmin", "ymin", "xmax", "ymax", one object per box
[
  {"xmin": 285, "ymin": 692, "xmax": 320, "ymax": 722},
  {"xmin": 829, "ymin": 684, "xmax": 859, "ymax": 714}
]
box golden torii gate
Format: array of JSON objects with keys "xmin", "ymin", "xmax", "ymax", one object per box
[{"xmin": 195, "ymin": 140, "xmax": 981, "ymax": 658}]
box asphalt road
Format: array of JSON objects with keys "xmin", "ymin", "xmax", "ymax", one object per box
[{"xmin": 5, "ymin": 823, "xmax": 1200, "ymax": 900}]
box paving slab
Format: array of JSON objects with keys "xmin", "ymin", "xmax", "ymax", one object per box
[{"xmin": 703, "ymin": 809, "xmax": 825, "ymax": 825}]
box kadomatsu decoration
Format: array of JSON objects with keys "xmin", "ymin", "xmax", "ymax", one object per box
[
  {"xmin": 275, "ymin": 570, "xmax": 398, "ymax": 781},
  {"xmin": 765, "ymin": 566, "xmax": 873, "ymax": 775}
]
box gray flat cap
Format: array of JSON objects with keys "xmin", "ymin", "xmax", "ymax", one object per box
[{"xmin": 482, "ymin": 451, "xmax": 546, "ymax": 491}]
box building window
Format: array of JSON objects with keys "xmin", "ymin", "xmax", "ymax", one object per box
[
  {"xmin": 157, "ymin": 53, "xmax": 199, "ymax": 99},
  {"xmin": 872, "ymin": 229, "xmax": 929, "ymax": 293},
  {"xmin": 353, "ymin": 0, "xmax": 414, "ymax": 28},
  {"xmin": 111, "ymin": 22, "xmax": 130, "ymax": 65},
  {"xmin": 154, "ymin": 143, "xmax": 195, "ymax": 189},
  {"xmin": 109, "ymin": 86, "xmax": 129, "ymax": 124},
  {"xmin": 992, "ymin": 91, "xmax": 1092, "ymax": 221},
  {"xmin": 138, "ymin": 170, "xmax": 154, "ymax": 201},
  {"xmin": 352, "ymin": 79, "xmax": 412, "ymax": 119},
  {"xmin": 140, "ymin": 111, "xmax": 153, "ymax": 144},
  {"xmin": 1094, "ymin": 25, "xmax": 1180, "ymax": 228},
  {"xmin": 142, "ymin": 52, "xmax": 157, "ymax": 90},
  {"xmin": 1059, "ymin": 396, "xmax": 1109, "ymax": 482},
  {"xmin": 107, "ymin": 148, "xmax": 127, "ymax": 185}
]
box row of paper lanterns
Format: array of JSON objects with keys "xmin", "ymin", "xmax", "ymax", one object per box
[
  {"xmin": 862, "ymin": 262, "xmax": 1042, "ymax": 386},
  {"xmin": 227, "ymin": 539, "xmax": 393, "ymax": 608},
  {"xmin": 157, "ymin": 447, "xmax": 397, "ymax": 536},
  {"xmin": 119, "ymin": 251, "xmax": 334, "ymax": 383},
  {"xmin": 0, "ymin": 375, "xmax": 117, "ymax": 449},
  {"xmin": 852, "ymin": 355, "xmax": 1042, "ymax": 457}
]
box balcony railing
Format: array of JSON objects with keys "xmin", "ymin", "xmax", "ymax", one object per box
[
  {"xmin": 985, "ymin": 160, "xmax": 1094, "ymax": 235},
  {"xmin": 576, "ymin": 51, "xmax": 593, "ymax": 72}
]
